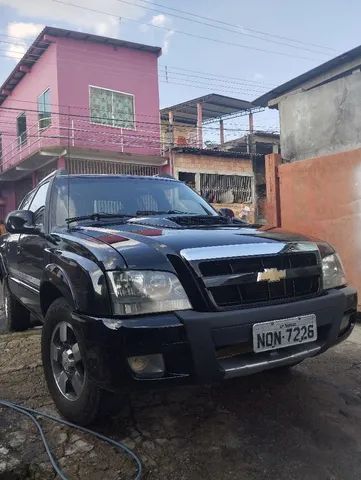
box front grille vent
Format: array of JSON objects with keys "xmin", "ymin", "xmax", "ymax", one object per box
[{"xmin": 198, "ymin": 252, "xmax": 321, "ymax": 308}]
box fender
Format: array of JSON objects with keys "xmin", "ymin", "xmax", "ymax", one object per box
[
  {"xmin": 42, "ymin": 249, "xmax": 113, "ymax": 317},
  {"xmin": 41, "ymin": 264, "xmax": 78, "ymax": 311}
]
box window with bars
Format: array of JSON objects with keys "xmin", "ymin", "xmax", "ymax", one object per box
[
  {"xmin": 200, "ymin": 173, "xmax": 253, "ymax": 204},
  {"xmin": 89, "ymin": 86, "xmax": 135, "ymax": 129},
  {"xmin": 38, "ymin": 88, "xmax": 52, "ymax": 129}
]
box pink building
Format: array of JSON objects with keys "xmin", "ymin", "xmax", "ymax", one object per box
[{"xmin": 0, "ymin": 27, "xmax": 165, "ymax": 215}]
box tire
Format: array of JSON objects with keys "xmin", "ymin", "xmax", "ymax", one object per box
[
  {"xmin": 41, "ymin": 298, "xmax": 105, "ymax": 425},
  {"xmin": 1, "ymin": 281, "xmax": 31, "ymax": 332}
]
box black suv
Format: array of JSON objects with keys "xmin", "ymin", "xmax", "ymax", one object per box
[{"xmin": 0, "ymin": 171, "xmax": 357, "ymax": 424}]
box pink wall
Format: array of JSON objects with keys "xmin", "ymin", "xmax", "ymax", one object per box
[
  {"xmin": 0, "ymin": 43, "xmax": 60, "ymax": 171},
  {"xmin": 55, "ymin": 37, "xmax": 161, "ymax": 156}
]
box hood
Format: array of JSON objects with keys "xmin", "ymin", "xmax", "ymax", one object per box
[{"xmin": 74, "ymin": 217, "xmax": 320, "ymax": 270}]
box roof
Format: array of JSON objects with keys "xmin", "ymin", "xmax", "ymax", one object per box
[
  {"xmin": 160, "ymin": 94, "xmax": 256, "ymax": 125},
  {"xmin": 170, "ymin": 146, "xmax": 263, "ymax": 159},
  {"xmin": 0, "ymin": 26, "xmax": 161, "ymax": 106},
  {"xmin": 253, "ymin": 44, "xmax": 361, "ymax": 107}
]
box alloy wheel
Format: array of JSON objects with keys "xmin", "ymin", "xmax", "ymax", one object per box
[{"xmin": 50, "ymin": 321, "xmax": 86, "ymax": 401}]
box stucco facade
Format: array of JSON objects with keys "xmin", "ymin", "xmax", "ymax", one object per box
[{"xmin": 0, "ymin": 27, "xmax": 163, "ymax": 215}]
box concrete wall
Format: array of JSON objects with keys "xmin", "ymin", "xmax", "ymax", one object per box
[
  {"xmin": 172, "ymin": 152, "xmax": 255, "ymax": 221},
  {"xmin": 266, "ymin": 149, "xmax": 361, "ymax": 308},
  {"xmin": 279, "ymin": 71, "xmax": 361, "ymax": 162}
]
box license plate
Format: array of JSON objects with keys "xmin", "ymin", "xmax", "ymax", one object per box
[{"xmin": 252, "ymin": 314, "xmax": 317, "ymax": 353}]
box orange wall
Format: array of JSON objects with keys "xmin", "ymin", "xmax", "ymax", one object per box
[{"xmin": 271, "ymin": 148, "xmax": 361, "ymax": 306}]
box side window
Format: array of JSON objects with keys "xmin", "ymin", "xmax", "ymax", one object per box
[
  {"xmin": 19, "ymin": 189, "xmax": 36, "ymax": 210},
  {"xmin": 29, "ymin": 182, "xmax": 50, "ymax": 226},
  {"xmin": 38, "ymin": 88, "xmax": 52, "ymax": 129}
]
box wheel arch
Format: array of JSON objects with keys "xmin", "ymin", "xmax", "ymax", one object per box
[{"xmin": 40, "ymin": 264, "xmax": 77, "ymax": 317}]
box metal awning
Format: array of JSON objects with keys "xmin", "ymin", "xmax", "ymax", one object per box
[{"xmin": 160, "ymin": 94, "xmax": 259, "ymax": 125}]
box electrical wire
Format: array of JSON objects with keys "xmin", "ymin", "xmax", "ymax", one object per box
[
  {"xmin": 115, "ymin": 0, "xmax": 331, "ymax": 56},
  {"xmin": 129, "ymin": 0, "xmax": 336, "ymax": 53},
  {"xmin": 0, "ymin": 40, "xmax": 276, "ymax": 89},
  {"xmin": 0, "ymin": 399, "xmax": 142, "ymax": 480},
  {"xmin": 51, "ymin": 0, "xmax": 321, "ymax": 62}
]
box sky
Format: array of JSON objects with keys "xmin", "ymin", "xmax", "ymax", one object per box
[{"xmin": 0, "ymin": 0, "xmax": 360, "ymax": 143}]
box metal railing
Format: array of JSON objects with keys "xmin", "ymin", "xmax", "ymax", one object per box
[{"xmin": 0, "ymin": 115, "xmax": 162, "ymax": 174}]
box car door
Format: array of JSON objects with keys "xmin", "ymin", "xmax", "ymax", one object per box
[
  {"xmin": 17, "ymin": 181, "xmax": 50, "ymax": 316},
  {"xmin": 5, "ymin": 188, "xmax": 37, "ymax": 302}
]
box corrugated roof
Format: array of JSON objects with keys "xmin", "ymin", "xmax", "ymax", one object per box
[
  {"xmin": 253, "ymin": 44, "xmax": 361, "ymax": 107},
  {"xmin": 160, "ymin": 94, "xmax": 256, "ymax": 124},
  {"xmin": 0, "ymin": 26, "xmax": 161, "ymax": 106}
]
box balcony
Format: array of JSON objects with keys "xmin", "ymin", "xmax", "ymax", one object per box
[{"xmin": 0, "ymin": 115, "xmax": 164, "ymax": 181}]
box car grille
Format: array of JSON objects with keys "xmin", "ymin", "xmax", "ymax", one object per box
[{"xmin": 197, "ymin": 252, "xmax": 321, "ymax": 308}]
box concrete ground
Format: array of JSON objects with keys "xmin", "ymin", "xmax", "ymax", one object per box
[{"xmin": 1, "ymin": 326, "xmax": 361, "ymax": 480}]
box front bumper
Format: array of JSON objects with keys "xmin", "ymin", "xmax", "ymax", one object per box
[{"xmin": 73, "ymin": 286, "xmax": 357, "ymax": 390}]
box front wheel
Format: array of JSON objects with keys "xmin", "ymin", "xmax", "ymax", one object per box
[{"xmin": 41, "ymin": 298, "xmax": 105, "ymax": 425}]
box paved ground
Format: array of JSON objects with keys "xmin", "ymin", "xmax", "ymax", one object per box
[{"xmin": 1, "ymin": 325, "xmax": 361, "ymax": 480}]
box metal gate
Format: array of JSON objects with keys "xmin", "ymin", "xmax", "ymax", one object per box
[{"xmin": 66, "ymin": 158, "xmax": 160, "ymax": 176}]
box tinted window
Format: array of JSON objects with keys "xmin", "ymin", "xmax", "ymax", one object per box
[
  {"xmin": 52, "ymin": 176, "xmax": 216, "ymax": 227},
  {"xmin": 19, "ymin": 189, "xmax": 36, "ymax": 210},
  {"xmin": 29, "ymin": 182, "xmax": 50, "ymax": 226}
]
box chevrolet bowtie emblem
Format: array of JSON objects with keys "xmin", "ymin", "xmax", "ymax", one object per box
[{"xmin": 257, "ymin": 268, "xmax": 286, "ymax": 283}]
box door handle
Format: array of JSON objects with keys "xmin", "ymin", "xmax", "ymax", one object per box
[{"xmin": 16, "ymin": 245, "xmax": 22, "ymax": 255}]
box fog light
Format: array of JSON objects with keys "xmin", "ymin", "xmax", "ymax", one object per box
[
  {"xmin": 127, "ymin": 354, "xmax": 165, "ymax": 378},
  {"xmin": 340, "ymin": 315, "xmax": 351, "ymax": 333}
]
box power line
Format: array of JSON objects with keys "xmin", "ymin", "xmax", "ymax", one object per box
[
  {"xmin": 0, "ymin": 44, "xmax": 268, "ymax": 93},
  {"xmin": 160, "ymin": 65, "xmax": 276, "ymax": 87},
  {"xmin": 0, "ymin": 34, "xmax": 276, "ymax": 89},
  {"xmin": 115, "ymin": 0, "xmax": 331, "ymax": 56},
  {"xmin": 136, "ymin": 0, "xmax": 336, "ymax": 53},
  {"xmin": 52, "ymin": 0, "xmax": 320, "ymax": 61},
  {"xmin": 0, "ymin": 105, "xmax": 276, "ymax": 133},
  {"xmin": 0, "ymin": 52, "xmax": 268, "ymax": 98}
]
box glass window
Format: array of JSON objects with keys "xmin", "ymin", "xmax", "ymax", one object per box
[
  {"xmin": 52, "ymin": 177, "xmax": 216, "ymax": 227},
  {"xmin": 38, "ymin": 89, "xmax": 52, "ymax": 129},
  {"xmin": 89, "ymin": 86, "xmax": 135, "ymax": 129},
  {"xmin": 17, "ymin": 113, "xmax": 27, "ymax": 147},
  {"xmin": 19, "ymin": 189, "xmax": 36, "ymax": 210},
  {"xmin": 29, "ymin": 182, "xmax": 50, "ymax": 226}
]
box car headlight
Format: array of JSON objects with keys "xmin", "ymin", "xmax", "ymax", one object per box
[
  {"xmin": 322, "ymin": 253, "xmax": 346, "ymax": 290},
  {"xmin": 106, "ymin": 270, "xmax": 192, "ymax": 315}
]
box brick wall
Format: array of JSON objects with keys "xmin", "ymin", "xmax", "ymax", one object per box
[
  {"xmin": 173, "ymin": 152, "xmax": 254, "ymax": 222},
  {"xmin": 173, "ymin": 152, "xmax": 253, "ymax": 175}
]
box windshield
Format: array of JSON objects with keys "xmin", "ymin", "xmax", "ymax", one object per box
[{"xmin": 51, "ymin": 176, "xmax": 218, "ymax": 227}]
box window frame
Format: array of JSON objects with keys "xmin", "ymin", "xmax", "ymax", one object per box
[
  {"xmin": 18, "ymin": 188, "xmax": 37, "ymax": 210},
  {"xmin": 28, "ymin": 181, "xmax": 50, "ymax": 228},
  {"xmin": 16, "ymin": 112, "xmax": 27, "ymax": 147},
  {"xmin": 37, "ymin": 87, "xmax": 52, "ymax": 130},
  {"xmin": 88, "ymin": 85, "xmax": 136, "ymax": 131}
]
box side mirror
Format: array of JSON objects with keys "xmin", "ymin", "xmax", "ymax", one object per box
[
  {"xmin": 219, "ymin": 207, "xmax": 235, "ymax": 219},
  {"xmin": 5, "ymin": 210, "xmax": 40, "ymax": 234}
]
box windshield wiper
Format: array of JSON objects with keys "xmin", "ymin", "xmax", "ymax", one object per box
[
  {"xmin": 136, "ymin": 209, "xmax": 200, "ymax": 216},
  {"xmin": 66, "ymin": 213, "xmax": 133, "ymax": 225}
]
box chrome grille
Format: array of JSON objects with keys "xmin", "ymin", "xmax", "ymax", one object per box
[{"xmin": 181, "ymin": 244, "xmax": 322, "ymax": 309}]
